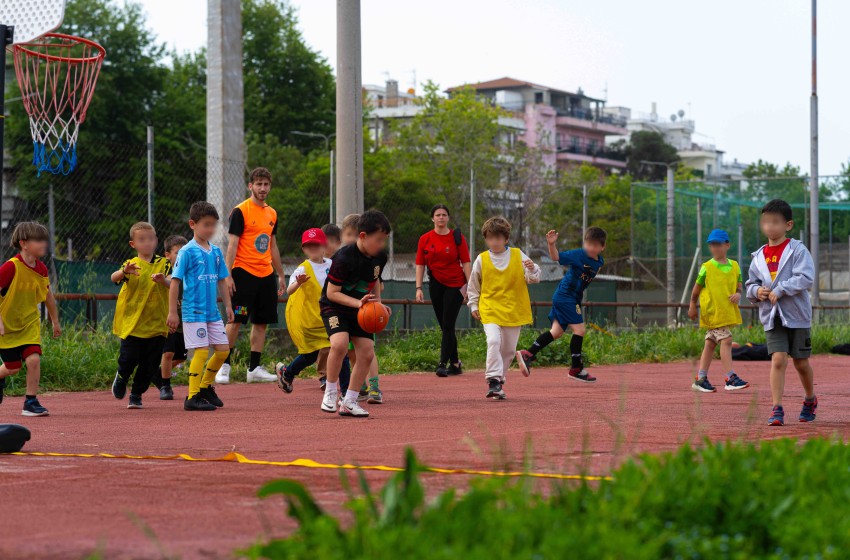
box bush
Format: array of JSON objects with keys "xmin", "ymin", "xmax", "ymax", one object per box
[{"xmin": 246, "ymin": 438, "xmax": 850, "ymax": 559}]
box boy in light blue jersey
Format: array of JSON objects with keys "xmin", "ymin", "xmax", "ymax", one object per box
[{"xmin": 168, "ymin": 201, "xmax": 234, "ymax": 411}]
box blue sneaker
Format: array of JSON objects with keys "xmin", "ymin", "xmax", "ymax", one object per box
[
  {"xmin": 799, "ymin": 397, "xmax": 818, "ymax": 422},
  {"xmin": 768, "ymin": 405, "xmax": 785, "ymax": 426},
  {"xmin": 22, "ymin": 397, "xmax": 49, "ymax": 417},
  {"xmin": 692, "ymin": 377, "xmax": 716, "ymax": 393},
  {"xmin": 724, "ymin": 373, "xmax": 749, "ymax": 391}
]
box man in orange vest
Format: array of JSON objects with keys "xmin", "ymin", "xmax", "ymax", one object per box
[{"xmin": 216, "ymin": 167, "xmax": 285, "ymax": 384}]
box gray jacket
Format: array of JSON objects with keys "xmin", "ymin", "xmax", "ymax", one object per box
[{"xmin": 745, "ymin": 238, "xmax": 814, "ymax": 330}]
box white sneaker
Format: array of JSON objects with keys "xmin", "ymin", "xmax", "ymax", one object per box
[
  {"xmin": 339, "ymin": 399, "xmax": 370, "ymax": 418},
  {"xmin": 246, "ymin": 365, "xmax": 276, "ymax": 383},
  {"xmin": 321, "ymin": 392, "xmax": 339, "ymax": 413},
  {"xmin": 215, "ymin": 363, "xmax": 231, "ymax": 385}
]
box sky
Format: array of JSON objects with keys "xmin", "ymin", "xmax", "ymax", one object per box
[{"xmin": 143, "ymin": 0, "xmax": 849, "ymax": 176}]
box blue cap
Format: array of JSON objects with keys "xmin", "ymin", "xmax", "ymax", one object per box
[{"xmin": 706, "ymin": 229, "xmax": 730, "ymax": 244}]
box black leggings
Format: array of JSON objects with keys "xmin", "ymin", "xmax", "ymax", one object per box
[{"xmin": 429, "ymin": 278, "xmax": 464, "ymax": 364}]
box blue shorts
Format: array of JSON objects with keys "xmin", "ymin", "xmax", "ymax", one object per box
[{"xmin": 549, "ymin": 298, "xmax": 583, "ymax": 327}]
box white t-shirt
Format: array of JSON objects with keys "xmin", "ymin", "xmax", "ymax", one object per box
[{"xmin": 289, "ymin": 258, "xmax": 332, "ymax": 289}]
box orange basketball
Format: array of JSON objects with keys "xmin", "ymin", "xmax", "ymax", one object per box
[{"xmin": 357, "ymin": 301, "xmax": 390, "ymax": 334}]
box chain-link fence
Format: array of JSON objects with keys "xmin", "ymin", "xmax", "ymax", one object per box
[{"xmin": 3, "ymin": 135, "xmax": 849, "ymax": 327}]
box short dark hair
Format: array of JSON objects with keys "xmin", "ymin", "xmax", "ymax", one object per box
[
  {"xmin": 584, "ymin": 226, "xmax": 607, "ymax": 245},
  {"xmin": 481, "ymin": 216, "xmax": 511, "ymax": 239},
  {"xmin": 358, "ymin": 210, "xmax": 392, "ymax": 235},
  {"xmin": 190, "ymin": 201, "xmax": 219, "ymax": 223},
  {"xmin": 321, "ymin": 223, "xmax": 341, "ymax": 242},
  {"xmin": 431, "ymin": 204, "xmax": 450, "ymax": 217},
  {"xmin": 10, "ymin": 221, "xmax": 49, "ymax": 249},
  {"xmin": 249, "ymin": 167, "xmax": 272, "ymax": 184},
  {"xmin": 761, "ymin": 199, "xmax": 793, "ymax": 222},
  {"xmin": 164, "ymin": 235, "xmax": 188, "ymax": 253}
]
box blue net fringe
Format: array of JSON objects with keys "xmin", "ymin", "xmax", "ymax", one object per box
[{"xmin": 33, "ymin": 140, "xmax": 78, "ymax": 176}]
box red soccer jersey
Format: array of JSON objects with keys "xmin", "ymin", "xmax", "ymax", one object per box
[
  {"xmin": 763, "ymin": 238, "xmax": 790, "ymax": 282},
  {"xmin": 415, "ymin": 230, "xmax": 471, "ymax": 288}
]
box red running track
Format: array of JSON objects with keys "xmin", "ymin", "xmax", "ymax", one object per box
[{"xmin": 1, "ymin": 355, "xmax": 849, "ymax": 559}]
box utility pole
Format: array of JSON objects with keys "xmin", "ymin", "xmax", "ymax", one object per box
[
  {"xmin": 666, "ymin": 166, "xmax": 675, "ymax": 327},
  {"xmin": 810, "ymin": 0, "xmax": 820, "ymax": 308},
  {"xmin": 335, "ymin": 0, "xmax": 364, "ymax": 222}
]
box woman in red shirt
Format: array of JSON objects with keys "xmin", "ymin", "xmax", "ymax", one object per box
[{"xmin": 415, "ymin": 205, "xmax": 472, "ymax": 377}]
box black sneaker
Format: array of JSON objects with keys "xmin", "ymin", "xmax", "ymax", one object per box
[
  {"xmin": 436, "ymin": 363, "xmax": 449, "ymax": 378},
  {"xmin": 22, "ymin": 397, "xmax": 49, "ymax": 417},
  {"xmin": 516, "ymin": 350, "xmax": 534, "ymax": 377},
  {"xmin": 127, "ymin": 394, "xmax": 143, "ymax": 409},
  {"xmin": 486, "ymin": 378, "xmax": 506, "ymax": 400},
  {"xmin": 111, "ymin": 372, "xmax": 128, "ymax": 399},
  {"xmin": 184, "ymin": 394, "xmax": 216, "ymax": 411},
  {"xmin": 0, "ymin": 377, "xmax": 5, "ymax": 405},
  {"xmin": 275, "ymin": 363, "xmax": 294, "ymax": 394},
  {"xmin": 199, "ymin": 386, "xmax": 223, "ymax": 408},
  {"xmin": 159, "ymin": 384, "xmax": 174, "ymax": 400},
  {"xmin": 319, "ymin": 376, "xmax": 327, "ymax": 391},
  {"xmin": 447, "ymin": 362, "xmax": 463, "ymax": 376}
]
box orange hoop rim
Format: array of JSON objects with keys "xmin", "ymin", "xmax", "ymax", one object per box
[{"xmin": 11, "ymin": 32, "xmax": 106, "ymax": 63}]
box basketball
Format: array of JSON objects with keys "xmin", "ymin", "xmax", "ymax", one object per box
[{"xmin": 358, "ymin": 301, "xmax": 390, "ymax": 334}]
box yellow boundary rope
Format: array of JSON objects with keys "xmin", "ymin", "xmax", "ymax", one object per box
[{"xmin": 9, "ymin": 451, "xmax": 612, "ymax": 481}]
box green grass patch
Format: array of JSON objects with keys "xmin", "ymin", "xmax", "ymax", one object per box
[
  {"xmin": 246, "ymin": 438, "xmax": 850, "ymax": 559},
  {"xmin": 2, "ymin": 323, "xmax": 848, "ymax": 395}
]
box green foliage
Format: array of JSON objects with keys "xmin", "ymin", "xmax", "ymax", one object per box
[
  {"xmin": 623, "ymin": 131, "xmax": 680, "ymax": 181},
  {"xmin": 246, "ymin": 438, "xmax": 850, "ymax": 559}
]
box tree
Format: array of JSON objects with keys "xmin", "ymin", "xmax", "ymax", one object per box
[
  {"xmin": 742, "ymin": 159, "xmax": 801, "ymax": 179},
  {"xmin": 622, "ymin": 131, "xmax": 680, "ymax": 181},
  {"xmin": 242, "ymin": 0, "xmax": 336, "ymax": 151}
]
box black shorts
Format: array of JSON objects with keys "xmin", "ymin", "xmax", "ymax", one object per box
[
  {"xmin": 118, "ymin": 335, "xmax": 166, "ymax": 395},
  {"xmin": 321, "ymin": 308, "xmax": 372, "ymax": 339},
  {"xmin": 231, "ymin": 267, "xmax": 279, "ymax": 325},
  {"xmin": 163, "ymin": 331, "xmax": 188, "ymax": 361},
  {"xmin": 0, "ymin": 344, "xmax": 41, "ymax": 370}
]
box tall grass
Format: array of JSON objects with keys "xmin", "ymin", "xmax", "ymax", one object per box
[
  {"xmin": 246, "ymin": 438, "xmax": 850, "ymax": 559},
  {"xmin": 2, "ymin": 323, "xmax": 848, "ymax": 395}
]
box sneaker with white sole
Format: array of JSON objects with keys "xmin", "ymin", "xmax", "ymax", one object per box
[
  {"xmin": 215, "ymin": 363, "xmax": 231, "ymax": 385},
  {"xmin": 339, "ymin": 399, "xmax": 369, "ymax": 417},
  {"xmin": 321, "ymin": 392, "xmax": 339, "ymax": 413},
  {"xmin": 247, "ymin": 365, "xmax": 276, "ymax": 383}
]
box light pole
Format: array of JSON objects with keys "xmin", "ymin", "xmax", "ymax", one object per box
[
  {"xmin": 810, "ymin": 0, "xmax": 820, "ymax": 308},
  {"xmin": 292, "ymin": 131, "xmax": 336, "ymax": 224},
  {"xmin": 642, "ymin": 160, "xmax": 677, "ymax": 327}
]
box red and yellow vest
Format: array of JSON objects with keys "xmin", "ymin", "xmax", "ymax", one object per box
[{"xmin": 0, "ymin": 257, "xmax": 50, "ymax": 348}]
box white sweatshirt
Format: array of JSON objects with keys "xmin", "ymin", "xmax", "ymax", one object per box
[{"xmin": 467, "ymin": 249, "xmax": 540, "ymax": 312}]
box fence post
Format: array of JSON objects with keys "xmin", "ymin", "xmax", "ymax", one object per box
[
  {"xmin": 666, "ymin": 167, "xmax": 675, "ymax": 327},
  {"xmin": 48, "ymin": 185, "xmax": 57, "ymax": 285},
  {"xmin": 147, "ymin": 126, "xmax": 155, "ymax": 226},
  {"xmin": 469, "ymin": 166, "xmax": 475, "ymax": 255}
]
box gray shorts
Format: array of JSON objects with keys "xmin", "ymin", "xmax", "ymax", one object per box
[{"xmin": 765, "ymin": 321, "xmax": 812, "ymax": 359}]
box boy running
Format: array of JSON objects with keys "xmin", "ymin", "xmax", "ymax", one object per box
[
  {"xmin": 0, "ymin": 222, "xmax": 60, "ymax": 416},
  {"xmin": 745, "ymin": 199, "xmax": 816, "ymax": 426},
  {"xmin": 320, "ymin": 210, "xmax": 390, "ymax": 417},
  {"xmin": 687, "ymin": 229, "xmax": 749, "ymax": 392},
  {"xmin": 151, "ymin": 235, "xmax": 188, "ymax": 400},
  {"xmin": 168, "ymin": 202, "xmax": 234, "ymax": 411},
  {"xmin": 467, "ymin": 217, "xmax": 540, "ymax": 400},
  {"xmin": 276, "ymin": 228, "xmax": 333, "ymax": 393},
  {"xmin": 110, "ymin": 222, "xmax": 171, "ymax": 409},
  {"xmin": 517, "ymin": 227, "xmax": 606, "ymax": 382},
  {"xmin": 316, "ymin": 223, "xmax": 342, "ymax": 391}
]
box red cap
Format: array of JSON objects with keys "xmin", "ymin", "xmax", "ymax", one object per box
[{"xmin": 301, "ymin": 228, "xmax": 327, "ymax": 246}]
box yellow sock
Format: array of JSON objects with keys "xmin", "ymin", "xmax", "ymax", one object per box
[
  {"xmin": 201, "ymin": 350, "xmax": 229, "ymax": 389},
  {"xmin": 188, "ymin": 348, "xmax": 209, "ymax": 398}
]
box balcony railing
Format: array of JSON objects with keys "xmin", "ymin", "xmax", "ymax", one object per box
[
  {"xmin": 554, "ymin": 107, "xmax": 627, "ymax": 127},
  {"xmin": 557, "ymin": 142, "xmax": 626, "ymax": 162}
]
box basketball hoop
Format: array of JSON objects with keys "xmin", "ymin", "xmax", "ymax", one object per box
[{"xmin": 11, "ymin": 32, "xmax": 105, "ymax": 175}]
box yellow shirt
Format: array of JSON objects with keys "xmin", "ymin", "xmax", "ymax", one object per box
[
  {"xmin": 285, "ymin": 260, "xmax": 330, "ymax": 354},
  {"xmin": 478, "ymin": 248, "xmax": 533, "ymax": 327},
  {"xmin": 113, "ymin": 255, "xmax": 171, "ymax": 339},
  {"xmin": 698, "ymin": 258, "xmax": 743, "ymax": 329},
  {"xmin": 0, "ymin": 257, "xmax": 50, "ymax": 348}
]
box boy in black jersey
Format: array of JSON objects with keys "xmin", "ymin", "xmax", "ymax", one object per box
[{"xmin": 319, "ymin": 210, "xmax": 390, "ymax": 418}]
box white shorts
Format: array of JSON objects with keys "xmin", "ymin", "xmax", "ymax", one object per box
[{"xmin": 183, "ymin": 320, "xmax": 229, "ymax": 349}]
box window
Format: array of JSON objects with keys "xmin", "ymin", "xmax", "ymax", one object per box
[{"xmin": 534, "ymin": 91, "xmax": 544, "ymax": 104}]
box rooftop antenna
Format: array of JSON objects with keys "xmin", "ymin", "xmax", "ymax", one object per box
[
  {"xmin": 602, "ymin": 81, "xmax": 608, "ymax": 102},
  {"xmin": 410, "ymin": 68, "xmax": 417, "ymax": 92}
]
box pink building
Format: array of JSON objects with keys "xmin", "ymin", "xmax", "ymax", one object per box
[{"xmin": 448, "ymin": 77, "xmax": 628, "ymax": 171}]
